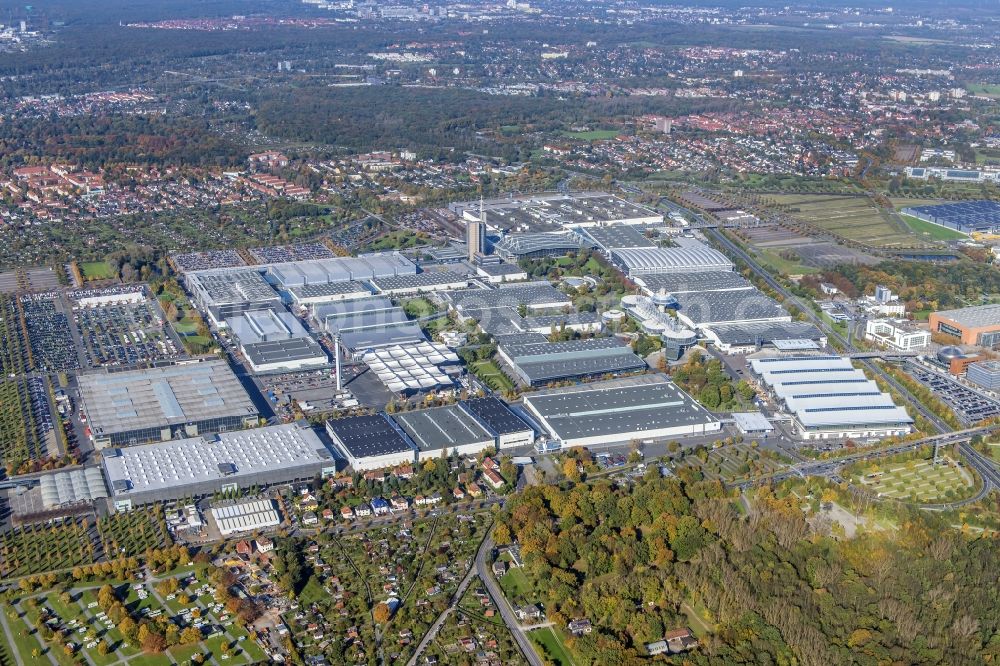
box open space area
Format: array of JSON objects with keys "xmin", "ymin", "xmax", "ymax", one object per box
[{"xmin": 856, "ymin": 456, "xmax": 976, "ymax": 504}]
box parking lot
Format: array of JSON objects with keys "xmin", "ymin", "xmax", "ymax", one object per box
[
  {"xmin": 907, "ymin": 363, "xmax": 1000, "ymax": 425},
  {"xmin": 20, "ymin": 294, "xmax": 81, "ymax": 371},
  {"xmin": 73, "ymin": 300, "xmax": 182, "ymax": 368}
]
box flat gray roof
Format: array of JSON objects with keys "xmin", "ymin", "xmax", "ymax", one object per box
[
  {"xmin": 934, "ymin": 303, "xmax": 1000, "ymax": 329},
  {"xmin": 392, "ymin": 405, "xmax": 493, "ymax": 452},
  {"xmin": 524, "ymin": 375, "xmax": 718, "ymax": 441},
  {"xmin": 584, "ymin": 225, "xmax": 657, "ymax": 251},
  {"xmin": 191, "ymin": 271, "xmax": 280, "ymax": 307},
  {"xmin": 675, "ymin": 289, "xmax": 789, "ymax": 326},
  {"xmin": 444, "ymin": 285, "xmax": 571, "ymax": 312},
  {"xmin": 242, "ymin": 337, "xmax": 328, "ymax": 368},
  {"xmin": 79, "ymin": 360, "xmax": 257, "ymax": 436},
  {"xmin": 326, "ymin": 413, "xmax": 415, "ymax": 459},
  {"xmin": 706, "ymin": 321, "xmax": 825, "ymax": 345},
  {"xmin": 102, "ymin": 422, "xmax": 332, "ymax": 496},
  {"xmin": 370, "ymin": 271, "xmax": 469, "ymax": 292},
  {"xmin": 288, "ymin": 281, "xmax": 372, "ymax": 299},
  {"xmin": 636, "ymin": 271, "xmax": 752, "ymax": 295}
]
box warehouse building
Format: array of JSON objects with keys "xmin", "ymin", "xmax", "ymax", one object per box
[
  {"xmin": 673, "ymin": 289, "xmax": 790, "ymax": 329},
  {"xmin": 393, "ymin": 405, "xmax": 495, "ymax": 461},
  {"xmin": 497, "ymin": 337, "xmax": 647, "ymax": 386},
  {"xmin": 610, "ymin": 238, "xmax": 733, "ymax": 277},
  {"xmin": 442, "ymin": 284, "xmax": 572, "ymax": 320},
  {"xmin": 454, "ymin": 192, "xmax": 662, "ymax": 232},
  {"xmin": 268, "ymin": 253, "xmax": 416, "ymax": 288},
  {"xmin": 929, "ymin": 304, "xmax": 1000, "ymax": 348},
  {"xmin": 369, "ymin": 271, "xmax": 470, "ymax": 296},
  {"xmin": 317, "ymin": 297, "xmax": 426, "ymax": 353},
  {"xmin": 750, "ymin": 356, "xmax": 913, "ymax": 440},
  {"xmin": 187, "ymin": 270, "xmax": 282, "ymax": 327},
  {"xmin": 287, "ymin": 281, "xmax": 373, "ymax": 307},
  {"xmin": 79, "ymin": 360, "xmax": 259, "ymax": 448},
  {"xmin": 211, "ymin": 499, "xmax": 282, "ymax": 537},
  {"xmin": 39, "ymin": 468, "xmax": 109, "ymax": 510},
  {"xmin": 325, "ymin": 413, "xmax": 417, "ymax": 471},
  {"xmin": 459, "ymin": 397, "xmax": 535, "ymax": 449},
  {"xmin": 226, "ymin": 308, "xmax": 329, "ymax": 373},
  {"xmin": 494, "ymin": 232, "xmax": 588, "ymax": 261},
  {"xmin": 522, "ymin": 374, "xmax": 721, "ymax": 449},
  {"xmin": 702, "ymin": 321, "xmax": 826, "ymax": 354},
  {"xmin": 634, "ymin": 271, "xmax": 752, "ymax": 296},
  {"xmin": 102, "ymin": 421, "xmax": 335, "ymax": 511},
  {"xmin": 583, "ymin": 225, "xmax": 657, "ymax": 252}
]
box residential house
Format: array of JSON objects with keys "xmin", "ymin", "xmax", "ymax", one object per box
[
  {"xmin": 341, "ymin": 506, "xmax": 355, "ymax": 519},
  {"xmin": 568, "ymin": 618, "xmax": 593, "ymax": 636},
  {"xmin": 371, "ymin": 497, "xmax": 391, "ymax": 516},
  {"xmin": 255, "ymin": 537, "xmax": 275, "ymax": 553},
  {"xmin": 483, "ymin": 468, "xmax": 505, "ymax": 490}
]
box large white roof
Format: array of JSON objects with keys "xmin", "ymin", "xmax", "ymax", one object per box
[{"xmin": 611, "ymin": 239, "xmax": 733, "ymax": 274}]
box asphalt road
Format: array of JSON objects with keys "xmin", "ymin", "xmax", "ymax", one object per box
[{"xmin": 476, "ymin": 533, "xmax": 545, "ymax": 666}]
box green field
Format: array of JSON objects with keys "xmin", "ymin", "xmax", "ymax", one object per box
[
  {"xmin": 561, "ymin": 129, "xmax": 620, "ymax": 140},
  {"xmin": 402, "ymin": 297, "xmax": 437, "ymax": 318},
  {"xmin": 80, "ymin": 261, "xmax": 116, "ymax": 281},
  {"xmin": 857, "ymin": 456, "xmax": 976, "ymax": 503},
  {"xmin": 898, "ymin": 214, "xmax": 968, "ymax": 241},
  {"xmin": 471, "ymin": 360, "xmax": 515, "ymax": 392},
  {"xmin": 769, "ymin": 194, "xmax": 925, "ymax": 248},
  {"xmin": 966, "ymin": 83, "xmax": 1000, "ymax": 99},
  {"xmin": 529, "ymin": 627, "xmax": 574, "ymax": 666},
  {"xmin": 498, "ymin": 567, "xmax": 532, "ymax": 603}
]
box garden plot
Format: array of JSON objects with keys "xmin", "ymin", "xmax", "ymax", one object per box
[
  {"xmin": 680, "ymin": 443, "xmax": 787, "ymax": 482},
  {"xmin": 769, "ymin": 194, "xmax": 925, "ymax": 248},
  {"xmin": 858, "ymin": 457, "xmax": 975, "ymax": 503}
]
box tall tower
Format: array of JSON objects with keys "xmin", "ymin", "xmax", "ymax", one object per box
[{"xmin": 467, "ymin": 196, "xmax": 486, "ymax": 262}]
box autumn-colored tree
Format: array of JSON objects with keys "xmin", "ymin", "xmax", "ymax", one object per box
[{"xmin": 373, "ymin": 602, "xmax": 392, "ymax": 623}]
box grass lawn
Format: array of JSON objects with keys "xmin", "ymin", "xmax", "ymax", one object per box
[
  {"xmin": 561, "ymin": 129, "xmax": 620, "ymax": 140},
  {"xmin": 167, "ymin": 642, "xmax": 203, "ymax": 664},
  {"xmin": 769, "ymin": 194, "xmax": 921, "ymax": 248},
  {"xmin": 498, "ymin": 567, "xmax": 532, "ymax": 603},
  {"xmin": 529, "ymin": 627, "xmax": 574, "ymax": 666},
  {"xmin": 898, "ymin": 214, "xmax": 969, "ymax": 241},
  {"xmin": 123, "ymin": 653, "xmax": 172, "ymax": 666},
  {"xmin": 402, "ymin": 297, "xmax": 437, "ymax": 318},
  {"xmin": 967, "ymin": 83, "xmax": 1000, "ymax": 99},
  {"xmin": 80, "ymin": 261, "xmax": 116, "ymax": 281},
  {"xmin": 753, "ymin": 247, "xmax": 820, "ymax": 275},
  {"xmin": 471, "ymin": 360, "xmax": 515, "ymax": 392}
]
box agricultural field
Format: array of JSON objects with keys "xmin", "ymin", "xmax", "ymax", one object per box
[
  {"xmin": 97, "ymin": 508, "xmax": 172, "ymax": 559},
  {"xmin": 855, "ymin": 456, "xmax": 977, "ymax": 504},
  {"xmin": 677, "ymin": 443, "xmax": 789, "ymax": 483},
  {"xmin": 0, "ymin": 376, "xmax": 55, "ymax": 474},
  {"xmin": 7, "ymin": 566, "xmax": 268, "ymax": 666},
  {"xmin": 0, "ymin": 518, "xmax": 99, "ymax": 578},
  {"xmin": 769, "ymin": 194, "xmax": 927, "ymax": 248}
]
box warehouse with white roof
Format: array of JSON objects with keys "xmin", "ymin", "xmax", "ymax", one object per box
[
  {"xmin": 610, "ymin": 238, "xmax": 734, "ymax": 277},
  {"xmin": 750, "ymin": 356, "xmax": 913, "ymax": 440},
  {"xmin": 102, "ymin": 421, "xmax": 336, "ymax": 511}
]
